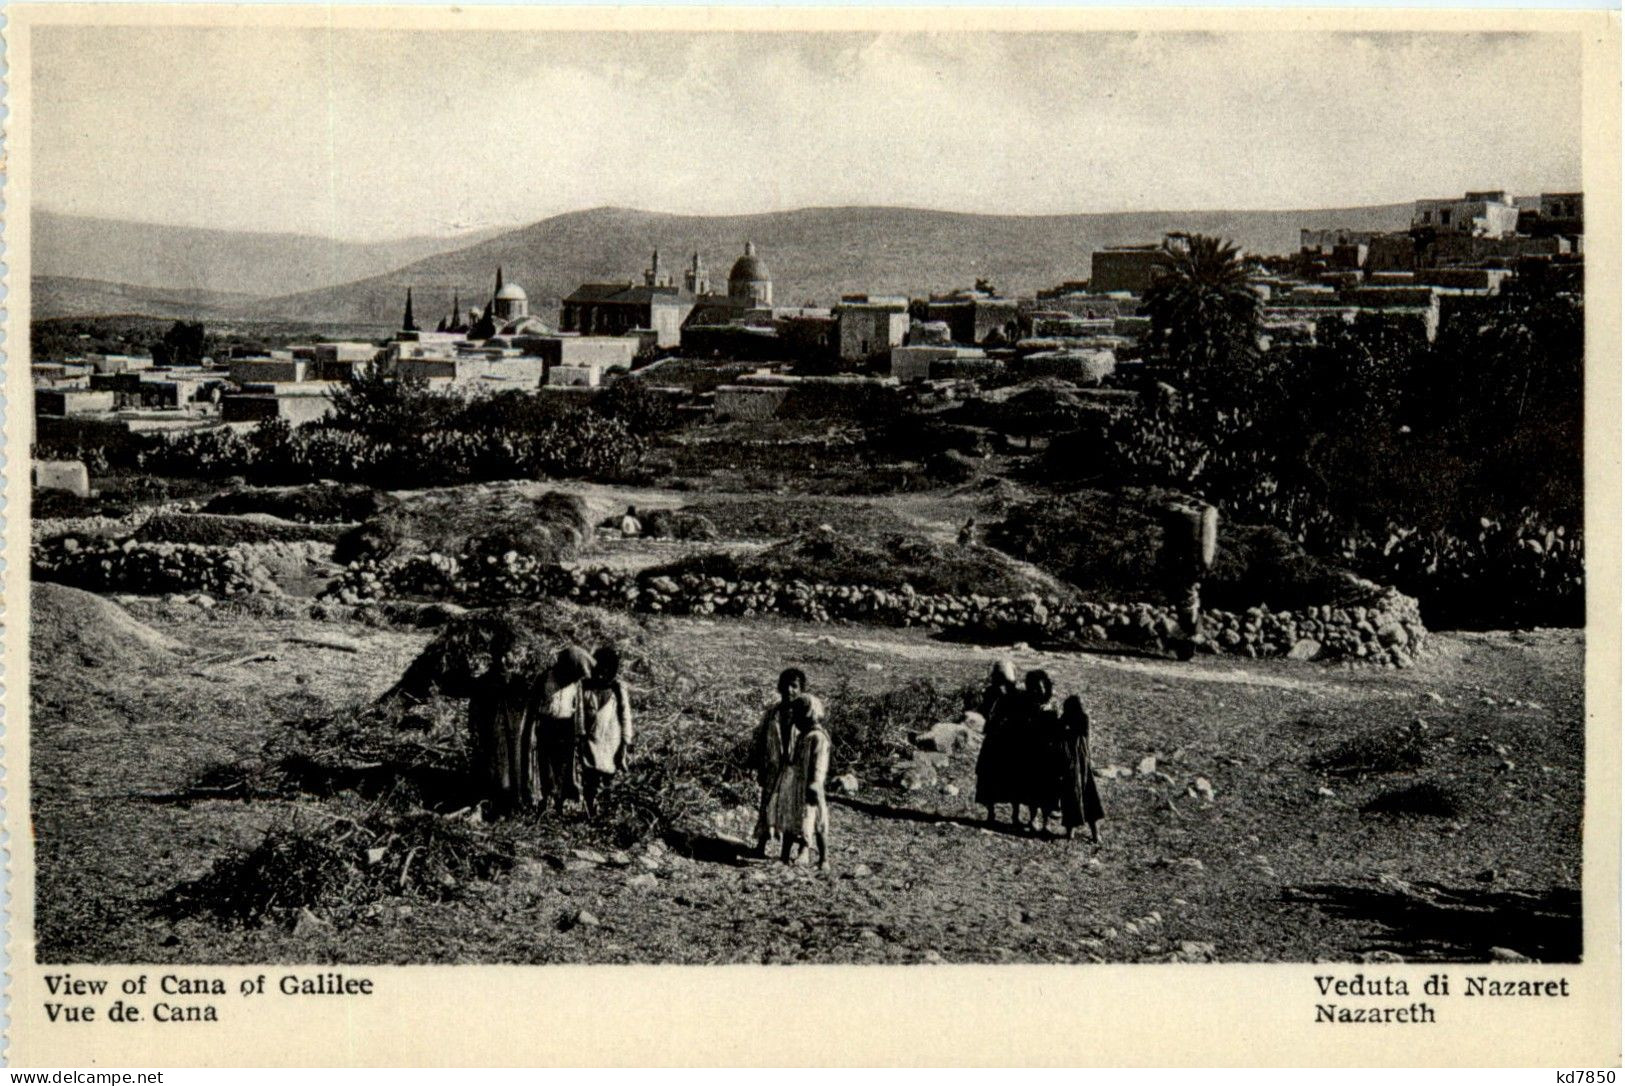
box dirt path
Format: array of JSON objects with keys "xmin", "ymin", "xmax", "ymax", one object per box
[{"xmin": 781, "ymin": 626, "xmax": 1360, "ymax": 694}]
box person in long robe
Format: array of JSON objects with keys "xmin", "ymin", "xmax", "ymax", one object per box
[
  {"xmin": 752, "ymin": 668, "xmax": 808, "ymax": 855},
  {"xmin": 580, "ymin": 645, "xmax": 634, "ymax": 819},
  {"xmin": 1020, "ymin": 669, "xmax": 1063, "ymax": 835},
  {"xmin": 1057, "ymin": 694, "xmax": 1106, "ymax": 843},
  {"xmin": 771, "ymin": 693, "xmax": 831, "ymax": 868},
  {"xmin": 532, "ymin": 646, "xmax": 593, "ymax": 813},
  {"xmin": 466, "ymin": 676, "xmax": 534, "ymax": 817},
  {"xmin": 974, "ymin": 660, "xmax": 1021, "ymax": 826}
]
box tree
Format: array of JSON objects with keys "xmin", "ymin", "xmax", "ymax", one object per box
[
  {"xmin": 592, "ymin": 378, "xmax": 678, "ymax": 433},
  {"xmin": 151, "ymin": 320, "xmax": 207, "ymax": 367},
  {"xmin": 325, "ymin": 367, "xmax": 460, "ymax": 446},
  {"xmin": 1143, "ymin": 235, "xmax": 1261, "ymax": 395}
]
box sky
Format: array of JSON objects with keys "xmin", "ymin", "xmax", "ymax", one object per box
[{"xmin": 32, "ymin": 27, "xmax": 1583, "ymax": 243}]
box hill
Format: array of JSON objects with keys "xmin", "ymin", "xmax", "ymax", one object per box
[
  {"xmin": 31, "ymin": 275, "xmax": 258, "ymax": 320},
  {"xmin": 32, "ymin": 209, "xmax": 509, "ymax": 299},
  {"xmin": 247, "ymin": 203, "xmax": 1413, "ymax": 325}
]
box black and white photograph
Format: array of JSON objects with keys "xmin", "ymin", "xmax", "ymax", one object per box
[{"xmin": 9, "ymin": 11, "xmax": 1615, "ymax": 1060}]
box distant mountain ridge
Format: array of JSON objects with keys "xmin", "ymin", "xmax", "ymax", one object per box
[
  {"xmin": 33, "ymin": 210, "xmax": 510, "ymax": 299},
  {"xmin": 243, "ymin": 203, "xmax": 1414, "ymax": 325},
  {"xmin": 34, "ymin": 203, "xmax": 1416, "ymax": 324}
]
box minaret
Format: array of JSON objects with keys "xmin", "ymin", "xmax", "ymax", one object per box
[
  {"xmin": 401, "ymin": 287, "xmax": 419, "ymax": 333},
  {"xmin": 685, "ymin": 252, "xmax": 709, "ymax": 295},
  {"xmin": 451, "ymin": 290, "xmax": 461, "ymax": 330},
  {"xmin": 494, "ymin": 266, "xmax": 505, "ymax": 297},
  {"xmin": 646, "ymin": 249, "xmax": 671, "ymax": 288}
]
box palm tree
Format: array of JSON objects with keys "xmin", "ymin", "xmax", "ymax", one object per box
[{"xmin": 1143, "ymin": 234, "xmax": 1261, "ymax": 388}]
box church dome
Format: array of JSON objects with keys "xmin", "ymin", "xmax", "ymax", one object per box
[
  {"xmin": 729, "ymin": 242, "xmax": 770, "ymax": 285},
  {"xmin": 496, "ymin": 282, "xmax": 528, "ymax": 301}
]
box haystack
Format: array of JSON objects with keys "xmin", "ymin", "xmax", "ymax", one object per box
[{"xmin": 384, "ymin": 598, "xmax": 667, "ymax": 703}]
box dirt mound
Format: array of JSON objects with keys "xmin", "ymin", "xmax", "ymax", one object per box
[
  {"xmin": 204, "ymin": 483, "xmax": 397, "ymax": 524},
  {"xmin": 646, "ymin": 531, "xmax": 1071, "ymax": 599},
  {"xmin": 31, "ymin": 582, "xmax": 182, "ymax": 668},
  {"xmin": 679, "ymin": 496, "xmax": 914, "ymax": 542},
  {"xmin": 336, "ymin": 487, "xmax": 588, "ymax": 566},
  {"xmin": 134, "ymin": 512, "xmax": 347, "ymax": 546}
]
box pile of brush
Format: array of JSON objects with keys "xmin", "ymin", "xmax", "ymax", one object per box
[
  {"xmin": 384, "ymin": 598, "xmax": 669, "ymax": 702},
  {"xmin": 158, "ymin": 808, "xmax": 515, "ymax": 929}
]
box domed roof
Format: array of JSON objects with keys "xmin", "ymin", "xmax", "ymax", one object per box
[
  {"xmin": 496, "ymin": 282, "xmax": 528, "ymax": 301},
  {"xmin": 497, "ymin": 315, "xmax": 552, "ymax": 336},
  {"xmin": 728, "ymin": 242, "xmax": 770, "ymax": 284}
]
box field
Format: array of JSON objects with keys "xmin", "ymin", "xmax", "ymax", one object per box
[{"xmin": 33, "ymin": 560, "xmax": 1582, "ymax": 965}]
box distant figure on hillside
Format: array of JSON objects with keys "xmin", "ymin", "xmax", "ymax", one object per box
[
  {"xmin": 1056, "ymin": 694, "xmax": 1105, "ymax": 844},
  {"xmin": 974, "ymin": 660, "xmax": 1022, "ymax": 827},
  {"xmin": 580, "ymin": 645, "xmax": 634, "ymax": 819},
  {"xmin": 1160, "ymin": 501, "xmax": 1219, "ymax": 661},
  {"xmin": 773, "ymin": 692, "xmax": 832, "ymax": 869},
  {"xmin": 1019, "ymin": 669, "xmax": 1062, "ymax": 835},
  {"xmin": 619, "ymin": 505, "xmax": 644, "ymax": 537},
  {"xmin": 532, "ymin": 647, "xmax": 594, "ymax": 814},
  {"xmin": 752, "ymin": 667, "xmax": 809, "ymax": 856},
  {"xmin": 957, "ymin": 517, "xmax": 978, "ymax": 546}
]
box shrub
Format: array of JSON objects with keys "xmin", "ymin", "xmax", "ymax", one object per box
[
  {"xmin": 925, "ymin": 450, "xmax": 980, "ymax": 484},
  {"xmin": 203, "ymin": 483, "xmax": 398, "ymax": 524},
  {"xmin": 822, "ymin": 674, "xmax": 975, "ymax": 769},
  {"xmin": 988, "ymin": 489, "xmax": 1353, "ymax": 611},
  {"xmin": 386, "ymin": 599, "xmax": 665, "ymax": 702},
  {"xmin": 640, "ymin": 509, "xmax": 720, "ymax": 541},
  {"xmin": 592, "ymin": 379, "xmax": 679, "ymax": 433}
]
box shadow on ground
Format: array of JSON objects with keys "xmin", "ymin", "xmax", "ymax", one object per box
[
  {"xmin": 1284, "ymin": 877, "xmax": 1581, "ymax": 962},
  {"xmin": 831, "ymin": 793, "xmax": 1045, "ymax": 838}
]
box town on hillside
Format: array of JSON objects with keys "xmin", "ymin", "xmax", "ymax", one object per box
[
  {"xmin": 28, "ymin": 184, "xmax": 1586, "ymax": 975},
  {"xmin": 32, "ymin": 189, "xmax": 1583, "ymax": 435}
]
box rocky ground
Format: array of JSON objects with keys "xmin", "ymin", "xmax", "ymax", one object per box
[{"xmin": 32, "ymin": 589, "xmax": 1583, "ymax": 965}]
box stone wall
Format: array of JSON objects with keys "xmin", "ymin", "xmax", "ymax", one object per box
[
  {"xmin": 31, "ymin": 533, "xmax": 1427, "ymax": 667},
  {"xmin": 32, "ymin": 537, "xmax": 295, "ymax": 597},
  {"xmin": 322, "ymin": 554, "xmax": 1428, "ymax": 667}
]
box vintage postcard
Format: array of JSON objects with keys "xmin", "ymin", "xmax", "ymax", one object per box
[{"xmin": 3, "ymin": 4, "xmax": 1619, "ymax": 1067}]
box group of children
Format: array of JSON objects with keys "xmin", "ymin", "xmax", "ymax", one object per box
[
  {"xmin": 750, "ymin": 668, "xmax": 834, "ymax": 868},
  {"xmin": 474, "ymin": 645, "xmax": 1102, "ymax": 859},
  {"xmin": 472, "ymin": 644, "xmax": 634, "ymax": 817},
  {"xmin": 743, "ymin": 661, "xmax": 1107, "ymax": 870},
  {"xmin": 973, "ymin": 661, "xmax": 1107, "ymax": 843}
]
